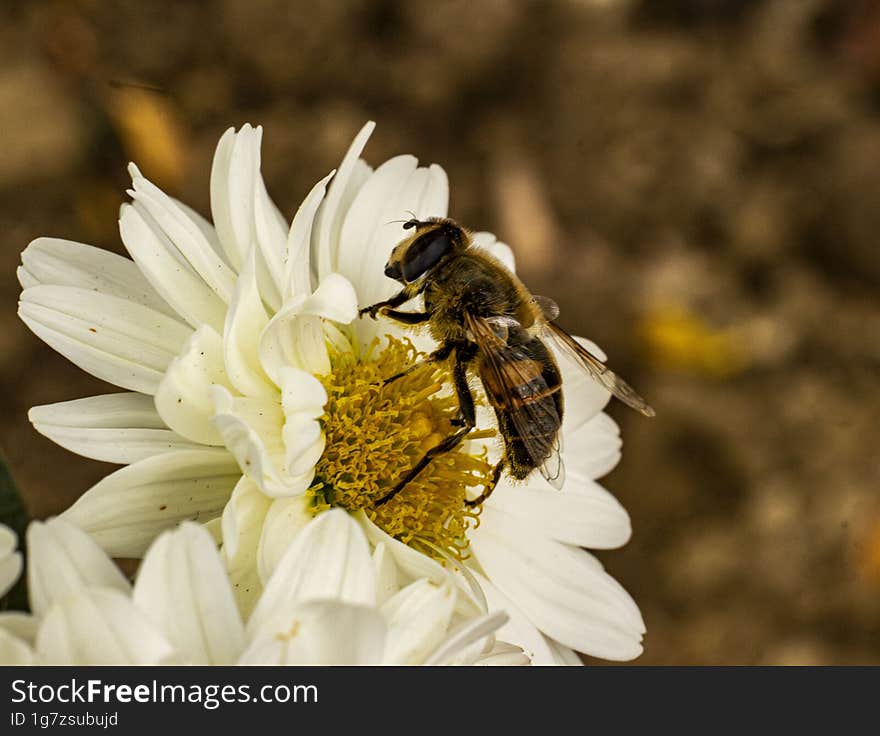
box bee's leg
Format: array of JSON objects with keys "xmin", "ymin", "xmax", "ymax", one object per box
[
  {"xmin": 379, "ymin": 309, "xmax": 430, "ymax": 325},
  {"xmin": 383, "ymin": 344, "xmax": 453, "ymax": 386},
  {"xmin": 359, "ymin": 288, "xmax": 416, "ymax": 319},
  {"xmin": 375, "ymin": 349, "xmax": 475, "ymax": 507},
  {"xmin": 464, "ymin": 460, "xmax": 505, "ymax": 507}
]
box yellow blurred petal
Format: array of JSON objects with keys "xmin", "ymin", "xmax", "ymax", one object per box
[{"xmin": 638, "ymin": 304, "xmax": 748, "ymax": 378}]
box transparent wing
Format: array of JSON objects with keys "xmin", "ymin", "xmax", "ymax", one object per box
[
  {"xmin": 465, "ymin": 312, "xmax": 565, "ymax": 489},
  {"xmin": 542, "ymin": 320, "xmax": 655, "ymax": 418}
]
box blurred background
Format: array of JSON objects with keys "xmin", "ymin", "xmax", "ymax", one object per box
[{"xmin": 1, "ymin": 0, "xmax": 879, "ymax": 664}]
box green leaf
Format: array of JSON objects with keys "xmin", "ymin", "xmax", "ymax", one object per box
[{"xmin": 0, "ymin": 453, "xmax": 29, "ymax": 612}]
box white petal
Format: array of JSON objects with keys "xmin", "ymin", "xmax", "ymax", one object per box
[
  {"xmin": 119, "ymin": 202, "xmax": 227, "ymax": 331},
  {"xmin": 0, "ymin": 525, "xmax": 21, "ymax": 600},
  {"xmin": 470, "ymin": 506, "xmax": 644, "ymax": 661},
  {"xmin": 0, "ymin": 628, "xmax": 35, "ymax": 664},
  {"xmin": 471, "ymin": 570, "xmax": 558, "ymax": 665},
  {"xmin": 221, "ymin": 476, "xmax": 271, "ymax": 617},
  {"xmin": 313, "ymin": 122, "xmax": 375, "ymax": 281},
  {"xmin": 259, "ymin": 273, "xmax": 358, "ymax": 381},
  {"xmin": 337, "ymin": 154, "xmax": 417, "ymax": 290},
  {"xmin": 426, "ymin": 611, "xmax": 510, "ymax": 665},
  {"xmin": 256, "ymin": 495, "xmax": 313, "ymax": 583},
  {"xmin": 36, "ymin": 587, "xmax": 174, "ymax": 665},
  {"xmin": 253, "ymin": 170, "xmax": 287, "ymax": 311},
  {"xmin": 239, "ymin": 600, "xmax": 385, "ymax": 665},
  {"xmin": 372, "ymin": 543, "xmax": 399, "ymax": 605},
  {"xmin": 155, "ymin": 325, "xmax": 231, "ymax": 445},
  {"xmin": 280, "ymin": 368, "xmax": 327, "ymax": 419},
  {"xmin": 29, "ymin": 393, "xmax": 200, "ymax": 464},
  {"xmin": 474, "ymin": 640, "xmax": 532, "ymax": 666},
  {"xmin": 211, "ymin": 386, "xmax": 313, "ymax": 497},
  {"xmin": 19, "ymin": 237, "xmax": 176, "ymax": 316},
  {"xmin": 286, "ymin": 171, "xmax": 334, "ymax": 299},
  {"xmin": 223, "ymin": 247, "xmax": 275, "ymax": 398},
  {"xmin": 128, "ymin": 163, "xmax": 236, "ymax": 302},
  {"xmin": 381, "ymin": 578, "xmax": 457, "ymax": 664},
  {"xmin": 544, "ymin": 637, "xmax": 584, "ymax": 666},
  {"xmin": 61, "ymin": 449, "xmax": 241, "ymax": 558},
  {"xmin": 487, "ymin": 477, "xmax": 631, "ymax": 549},
  {"xmin": 564, "ymin": 412, "xmax": 623, "ymax": 481},
  {"xmin": 472, "ymin": 231, "xmax": 516, "ymax": 273},
  {"xmin": 26, "ymin": 518, "xmax": 130, "ymax": 618},
  {"xmin": 0, "ymin": 613, "xmax": 38, "ymax": 644},
  {"xmin": 210, "ymin": 125, "xmax": 262, "ymax": 272},
  {"xmin": 357, "ymin": 512, "xmax": 448, "ymax": 584},
  {"xmin": 248, "ymin": 509, "xmax": 375, "ymax": 639},
  {"xmin": 133, "ymin": 522, "xmax": 245, "ymax": 664},
  {"xmin": 0, "ymin": 553, "xmax": 21, "ymax": 602},
  {"xmin": 19, "ymin": 285, "xmax": 191, "ymax": 394},
  {"xmin": 340, "ymin": 158, "xmax": 449, "ymax": 308}
]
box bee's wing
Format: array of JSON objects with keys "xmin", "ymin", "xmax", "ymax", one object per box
[
  {"xmin": 541, "ymin": 320, "xmax": 655, "ymax": 418},
  {"xmin": 465, "ymin": 312, "xmax": 565, "ymax": 490}
]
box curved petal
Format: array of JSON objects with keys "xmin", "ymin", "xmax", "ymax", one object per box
[
  {"xmin": 133, "ymin": 522, "xmax": 245, "ymax": 664},
  {"xmin": 253, "ymin": 168, "xmax": 288, "ymax": 311},
  {"xmin": 19, "ymin": 285, "xmax": 191, "ymax": 394},
  {"xmin": 29, "ymin": 393, "xmax": 201, "ymax": 464},
  {"xmin": 18, "ymin": 237, "xmax": 175, "ymax": 317},
  {"xmin": 381, "ymin": 578, "xmax": 457, "ymax": 664},
  {"xmin": 155, "ymin": 325, "xmax": 231, "ymax": 445},
  {"xmin": 259, "ymin": 273, "xmax": 358, "ymax": 381},
  {"xmin": 285, "ymin": 171, "xmax": 334, "ymax": 300},
  {"xmin": 425, "ymin": 611, "xmax": 509, "ymax": 665},
  {"xmin": 221, "ymin": 476, "xmax": 272, "ymax": 617},
  {"xmin": 36, "ymin": 587, "xmax": 174, "ymax": 665},
  {"xmin": 556, "ymin": 336, "xmax": 613, "ymax": 433},
  {"xmin": 60, "ymin": 449, "xmax": 241, "ymax": 558},
  {"xmin": 26, "ymin": 518, "xmax": 130, "ymax": 618},
  {"xmin": 470, "ymin": 506, "xmax": 645, "ymax": 661},
  {"xmin": 472, "ymin": 231, "xmax": 516, "ymax": 273},
  {"xmin": 247, "ymin": 509, "xmax": 375, "ymax": 639},
  {"xmin": 486, "ymin": 476, "xmax": 631, "ymax": 549},
  {"xmin": 119, "ymin": 203, "xmax": 227, "ymax": 331},
  {"xmin": 127, "ymin": 164, "xmax": 236, "ymax": 303},
  {"xmin": 313, "ymin": 122, "xmax": 375, "ymax": 282},
  {"xmin": 470, "ymin": 570, "xmax": 558, "ymax": 665},
  {"xmin": 223, "ymin": 248, "xmax": 275, "ymax": 398},
  {"xmin": 210, "ymin": 386, "xmax": 314, "ymax": 498},
  {"xmin": 256, "ymin": 495, "xmax": 313, "ymax": 584},
  {"xmin": 239, "ymin": 600, "xmax": 386, "ymax": 665},
  {"xmin": 0, "ymin": 613, "xmax": 38, "ymax": 644},
  {"xmin": 0, "ymin": 628, "xmax": 35, "ymax": 664},
  {"xmin": 0, "ymin": 525, "xmax": 21, "ymax": 600},
  {"xmin": 339, "ymin": 158, "xmax": 449, "ymax": 308},
  {"xmin": 564, "ymin": 412, "xmax": 623, "ymax": 481}
]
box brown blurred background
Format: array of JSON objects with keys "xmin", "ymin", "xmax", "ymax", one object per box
[{"xmin": 2, "ymin": 0, "xmax": 880, "ymax": 664}]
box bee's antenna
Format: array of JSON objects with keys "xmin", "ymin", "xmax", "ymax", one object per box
[{"xmin": 386, "ymin": 211, "xmax": 422, "ymax": 229}]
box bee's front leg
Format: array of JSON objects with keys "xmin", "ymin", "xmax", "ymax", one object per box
[{"xmin": 358, "ymin": 289, "xmax": 411, "ymax": 320}]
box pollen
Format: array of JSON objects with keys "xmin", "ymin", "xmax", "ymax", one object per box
[{"xmin": 312, "ymin": 337, "xmax": 496, "ymax": 561}]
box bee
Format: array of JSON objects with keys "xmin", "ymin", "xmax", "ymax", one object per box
[{"xmin": 359, "ymin": 217, "xmax": 654, "ymax": 507}]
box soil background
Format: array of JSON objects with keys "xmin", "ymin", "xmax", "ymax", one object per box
[{"xmin": 1, "ymin": 0, "xmax": 879, "ymax": 664}]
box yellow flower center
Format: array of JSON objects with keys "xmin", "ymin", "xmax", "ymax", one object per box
[{"xmin": 311, "ymin": 337, "xmax": 496, "ymax": 560}]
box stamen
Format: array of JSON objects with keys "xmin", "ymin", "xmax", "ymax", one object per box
[{"xmin": 312, "ymin": 337, "xmax": 496, "ymax": 560}]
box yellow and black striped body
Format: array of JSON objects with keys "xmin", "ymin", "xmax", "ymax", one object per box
[{"xmin": 478, "ymin": 325, "xmax": 564, "ymax": 480}]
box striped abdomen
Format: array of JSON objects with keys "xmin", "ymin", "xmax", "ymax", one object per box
[{"xmin": 478, "ymin": 331, "xmax": 563, "ymax": 480}]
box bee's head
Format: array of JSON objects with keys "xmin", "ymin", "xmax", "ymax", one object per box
[{"xmin": 384, "ymin": 218, "xmax": 466, "ymax": 283}]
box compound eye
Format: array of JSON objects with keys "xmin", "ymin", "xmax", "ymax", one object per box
[{"xmin": 402, "ymin": 230, "xmax": 453, "ymax": 281}]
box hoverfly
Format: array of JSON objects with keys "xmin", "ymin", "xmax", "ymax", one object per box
[{"xmin": 359, "ymin": 217, "xmax": 653, "ymax": 506}]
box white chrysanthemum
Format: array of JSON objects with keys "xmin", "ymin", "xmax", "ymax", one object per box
[
  {"xmin": 18, "ymin": 121, "xmax": 644, "ymax": 663},
  {"xmin": 0, "ymin": 511, "xmax": 520, "ymax": 665}
]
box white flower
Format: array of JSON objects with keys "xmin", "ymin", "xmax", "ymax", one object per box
[
  {"xmin": 18, "ymin": 121, "xmax": 644, "ymax": 663},
  {"xmin": 0, "ymin": 511, "xmax": 519, "ymax": 665}
]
